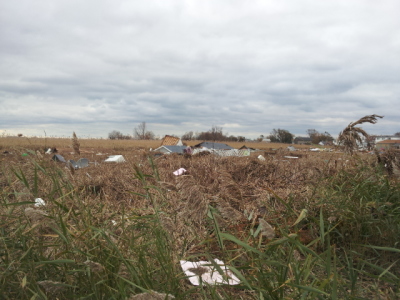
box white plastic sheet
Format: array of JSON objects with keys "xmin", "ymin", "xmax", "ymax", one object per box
[
  {"xmin": 104, "ymin": 155, "xmax": 126, "ymax": 163},
  {"xmin": 180, "ymin": 259, "xmax": 240, "ymax": 286}
]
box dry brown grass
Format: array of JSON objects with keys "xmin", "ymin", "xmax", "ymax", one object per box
[
  {"xmin": 337, "ymin": 114, "xmax": 383, "ymax": 154},
  {"xmin": 1, "ymin": 138, "xmax": 399, "ymax": 299},
  {"xmin": 0, "ymin": 137, "xmax": 162, "ymax": 150},
  {"xmin": 0, "ymin": 142, "xmax": 347, "ymax": 257}
]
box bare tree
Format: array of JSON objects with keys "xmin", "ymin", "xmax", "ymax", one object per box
[
  {"xmin": 268, "ymin": 128, "xmax": 294, "ymax": 144},
  {"xmin": 307, "ymin": 129, "xmax": 333, "ymax": 144},
  {"xmin": 197, "ymin": 126, "xmax": 225, "ymax": 141},
  {"xmin": 181, "ymin": 131, "xmax": 195, "ymax": 140},
  {"xmin": 337, "ymin": 114, "xmax": 383, "ymax": 154},
  {"xmin": 108, "ymin": 130, "xmax": 131, "ymax": 140},
  {"xmin": 134, "ymin": 122, "xmax": 155, "ymax": 140}
]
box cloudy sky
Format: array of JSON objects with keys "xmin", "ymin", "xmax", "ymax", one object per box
[{"xmin": 1, "ymin": 0, "xmax": 399, "ymax": 139}]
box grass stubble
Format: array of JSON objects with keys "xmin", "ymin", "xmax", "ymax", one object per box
[{"xmin": 0, "ymin": 139, "xmax": 399, "ymax": 299}]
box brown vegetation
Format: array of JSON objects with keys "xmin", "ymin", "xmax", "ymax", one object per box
[
  {"xmin": 1, "ymin": 138, "xmax": 399, "ymax": 299},
  {"xmin": 337, "ymin": 114, "xmax": 383, "ymax": 154}
]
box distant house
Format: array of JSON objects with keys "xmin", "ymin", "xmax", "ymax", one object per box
[
  {"xmin": 161, "ymin": 135, "xmax": 183, "ymax": 146},
  {"xmin": 294, "ymin": 137, "xmax": 312, "ymax": 145},
  {"xmin": 194, "ymin": 142, "xmax": 234, "ymax": 150},
  {"xmin": 376, "ymin": 140, "xmax": 400, "ymax": 150},
  {"xmin": 153, "ymin": 145, "xmax": 186, "ymax": 154},
  {"xmin": 374, "ymin": 135, "xmax": 397, "ymax": 143}
]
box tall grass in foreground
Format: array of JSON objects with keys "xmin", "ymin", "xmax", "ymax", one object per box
[{"xmin": 1, "ymin": 154, "xmax": 399, "ymax": 299}]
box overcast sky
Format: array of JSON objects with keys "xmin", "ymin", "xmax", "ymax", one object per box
[{"xmin": 1, "ymin": 0, "xmax": 399, "ymax": 139}]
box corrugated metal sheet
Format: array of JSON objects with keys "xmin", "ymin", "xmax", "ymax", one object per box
[
  {"xmin": 154, "ymin": 145, "xmax": 186, "ymax": 153},
  {"xmin": 194, "ymin": 142, "xmax": 233, "ymax": 150},
  {"xmin": 192, "ymin": 149, "xmax": 250, "ymax": 157}
]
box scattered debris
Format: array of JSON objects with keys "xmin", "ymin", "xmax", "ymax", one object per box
[
  {"xmin": 21, "ymin": 153, "xmax": 28, "ymax": 157},
  {"xmin": 180, "ymin": 259, "xmax": 240, "ymax": 286},
  {"xmin": 105, "ymin": 155, "xmax": 126, "ymax": 163},
  {"xmin": 287, "ymin": 146, "xmax": 297, "ymax": 151},
  {"xmin": 184, "ymin": 146, "xmax": 193, "ymax": 154},
  {"xmin": 67, "ymin": 160, "xmax": 79, "ymax": 169},
  {"xmin": 173, "ymin": 168, "xmax": 186, "ymax": 176},
  {"xmin": 284, "ymin": 156, "xmax": 299, "ymax": 159},
  {"xmin": 153, "ymin": 145, "xmax": 186, "ymax": 155},
  {"xmin": 67, "ymin": 159, "xmax": 90, "ymax": 170},
  {"xmin": 45, "ymin": 147, "xmax": 58, "ymax": 154},
  {"xmin": 77, "ymin": 158, "xmax": 89, "ymax": 168},
  {"xmin": 161, "ymin": 135, "xmax": 183, "ymax": 146},
  {"xmin": 258, "ymin": 218, "xmax": 275, "ymax": 239},
  {"xmin": 310, "ymin": 148, "xmax": 320, "ymax": 152},
  {"xmin": 52, "ymin": 154, "xmax": 66, "ymax": 163},
  {"xmin": 34, "ymin": 198, "xmax": 46, "ymax": 207},
  {"xmin": 258, "ymin": 155, "xmax": 266, "ymax": 161}
]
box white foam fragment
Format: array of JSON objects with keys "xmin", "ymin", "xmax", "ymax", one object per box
[
  {"xmin": 180, "ymin": 259, "xmax": 240, "ymax": 286},
  {"xmin": 173, "ymin": 168, "xmax": 186, "ymax": 176},
  {"xmin": 34, "ymin": 198, "xmax": 46, "ymax": 207}
]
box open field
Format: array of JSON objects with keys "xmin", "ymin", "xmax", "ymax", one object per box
[
  {"xmin": 1, "ymin": 138, "xmax": 399, "ymax": 299},
  {"xmin": 0, "ymin": 137, "xmax": 315, "ymax": 151}
]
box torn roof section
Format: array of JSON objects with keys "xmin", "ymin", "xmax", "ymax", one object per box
[{"xmin": 161, "ymin": 135, "xmax": 183, "ymax": 146}]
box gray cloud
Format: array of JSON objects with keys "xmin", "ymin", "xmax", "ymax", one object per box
[{"xmin": 1, "ymin": 0, "xmax": 399, "ymax": 139}]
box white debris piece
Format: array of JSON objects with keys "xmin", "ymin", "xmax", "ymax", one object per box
[
  {"xmin": 310, "ymin": 148, "xmax": 320, "ymax": 152},
  {"xmin": 34, "ymin": 198, "xmax": 46, "ymax": 207},
  {"xmin": 258, "ymin": 155, "xmax": 266, "ymax": 161},
  {"xmin": 180, "ymin": 259, "xmax": 240, "ymax": 286},
  {"xmin": 284, "ymin": 156, "xmax": 299, "ymax": 159},
  {"xmin": 45, "ymin": 148, "xmax": 52, "ymax": 154},
  {"xmin": 173, "ymin": 168, "xmax": 186, "ymax": 176},
  {"xmin": 104, "ymin": 155, "xmax": 126, "ymax": 163}
]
